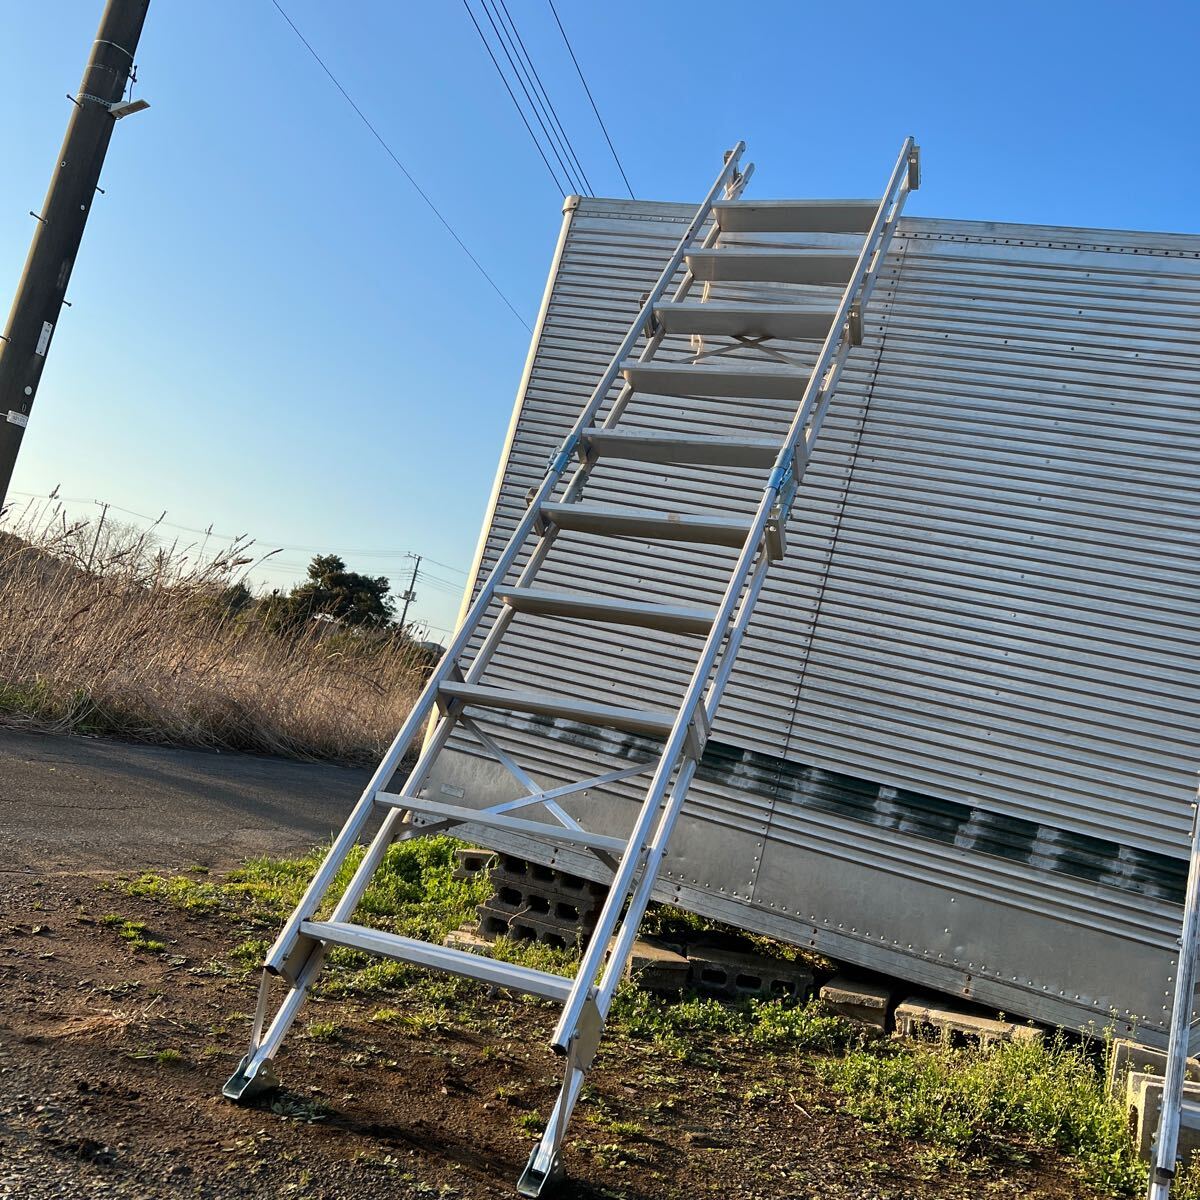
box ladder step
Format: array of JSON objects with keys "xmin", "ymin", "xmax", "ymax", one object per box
[
  {"xmin": 623, "ymin": 359, "xmax": 808, "ymax": 401},
  {"xmin": 654, "ymin": 300, "xmax": 837, "ymax": 340},
  {"xmin": 713, "ymin": 199, "xmax": 878, "ymax": 234},
  {"xmin": 686, "ymin": 248, "xmax": 858, "ymax": 285},
  {"xmin": 500, "ymin": 587, "xmax": 715, "ymax": 634},
  {"xmin": 437, "ymin": 680, "xmax": 676, "ymax": 740},
  {"xmin": 377, "ymin": 791, "xmax": 632, "ymax": 853},
  {"xmin": 540, "ymin": 500, "xmax": 752, "ymax": 547},
  {"xmin": 300, "ymin": 920, "xmax": 574, "ymax": 1002},
  {"xmin": 582, "ymin": 427, "xmax": 779, "ymax": 468}
]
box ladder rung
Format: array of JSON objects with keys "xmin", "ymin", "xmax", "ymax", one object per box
[
  {"xmin": 437, "ymin": 680, "xmax": 676, "ymax": 740},
  {"xmin": 623, "ymin": 359, "xmax": 808, "ymax": 401},
  {"xmin": 540, "ymin": 500, "xmax": 752, "ymax": 547},
  {"xmin": 378, "ymin": 791, "xmax": 632, "ymax": 853},
  {"xmin": 300, "ymin": 920, "xmax": 574, "ymax": 1002},
  {"xmin": 500, "ymin": 587, "xmax": 715, "ymax": 635},
  {"xmin": 713, "ymin": 199, "xmax": 878, "ymax": 234},
  {"xmin": 686, "ymin": 248, "xmax": 858, "ymax": 285},
  {"xmin": 582, "ymin": 427, "xmax": 779, "ymax": 468},
  {"xmin": 654, "ymin": 300, "xmax": 836, "ymax": 340}
]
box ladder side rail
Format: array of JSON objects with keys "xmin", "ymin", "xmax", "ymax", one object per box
[
  {"xmin": 764, "ymin": 136, "xmax": 916, "ymax": 520},
  {"xmin": 259, "ymin": 146, "xmax": 746, "ymax": 977},
  {"xmin": 526, "ymin": 554, "xmax": 774, "ymax": 1181},
  {"xmin": 548, "ymin": 136, "xmax": 917, "ymax": 1056},
  {"xmin": 1149, "ymin": 786, "xmax": 1200, "ymax": 1200}
]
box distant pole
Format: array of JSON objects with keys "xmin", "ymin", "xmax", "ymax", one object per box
[
  {"xmin": 0, "ymin": 0, "xmax": 151, "ymax": 512},
  {"xmin": 398, "ymin": 555, "xmax": 420, "ymax": 632}
]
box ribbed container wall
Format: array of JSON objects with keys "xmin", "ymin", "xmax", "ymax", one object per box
[{"xmin": 431, "ymin": 195, "xmax": 1200, "ymax": 1038}]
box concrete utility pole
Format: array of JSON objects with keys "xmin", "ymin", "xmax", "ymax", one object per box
[
  {"xmin": 398, "ymin": 555, "xmax": 420, "ymax": 632},
  {"xmin": 0, "ymin": 0, "xmax": 151, "ymax": 512}
]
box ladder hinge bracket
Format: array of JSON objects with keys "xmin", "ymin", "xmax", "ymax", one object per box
[
  {"xmin": 566, "ymin": 995, "xmax": 605, "ymax": 1072},
  {"xmin": 548, "ymin": 432, "xmax": 580, "ymax": 476},
  {"xmin": 848, "ymin": 304, "xmax": 863, "ymax": 347},
  {"xmin": 271, "ymin": 929, "xmax": 324, "ymax": 988},
  {"xmin": 765, "ymin": 459, "xmax": 797, "ymax": 563},
  {"xmin": 684, "ymin": 705, "xmax": 710, "ymax": 759},
  {"xmin": 908, "ymin": 145, "xmax": 921, "ymax": 191}
]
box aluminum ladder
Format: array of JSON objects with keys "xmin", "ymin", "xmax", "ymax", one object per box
[
  {"xmin": 1149, "ymin": 787, "xmax": 1200, "ymax": 1200},
  {"xmin": 223, "ymin": 136, "xmax": 920, "ymax": 1197}
]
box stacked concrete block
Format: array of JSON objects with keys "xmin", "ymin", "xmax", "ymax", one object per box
[
  {"xmin": 685, "ymin": 940, "xmax": 813, "ymax": 1001},
  {"xmin": 621, "ymin": 938, "xmax": 690, "ymax": 991},
  {"xmin": 1107, "ymin": 1036, "xmax": 1200, "ymax": 1099},
  {"xmin": 893, "ymin": 998, "xmax": 1042, "ymax": 1047},
  {"xmin": 452, "ymin": 845, "xmax": 497, "ymax": 880},
  {"xmin": 1127, "ymin": 1070, "xmax": 1200, "ymax": 1163},
  {"xmin": 475, "ymin": 855, "xmax": 607, "ymax": 950},
  {"xmin": 819, "ymin": 974, "xmax": 892, "ymax": 1034}
]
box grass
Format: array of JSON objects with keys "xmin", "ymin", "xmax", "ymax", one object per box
[
  {"xmin": 128, "ymin": 836, "xmax": 1166, "ymax": 1197},
  {"xmin": 0, "ymin": 503, "xmax": 430, "ymax": 763},
  {"xmin": 100, "ymin": 913, "xmax": 167, "ymax": 953}
]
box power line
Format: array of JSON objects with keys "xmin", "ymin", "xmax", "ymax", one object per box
[
  {"xmin": 5, "ymin": 491, "xmax": 472, "ymax": 576},
  {"xmin": 269, "ymin": 0, "xmax": 531, "ymax": 333},
  {"xmin": 492, "ymin": 0, "xmax": 594, "ymax": 195},
  {"xmin": 546, "ymin": 0, "xmax": 635, "ymax": 200},
  {"xmin": 462, "ymin": 0, "xmax": 567, "ymax": 194},
  {"xmin": 479, "ymin": 0, "xmax": 583, "ymax": 195}
]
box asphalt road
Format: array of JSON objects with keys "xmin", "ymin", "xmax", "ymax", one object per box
[{"xmin": 0, "ymin": 728, "xmax": 371, "ymax": 871}]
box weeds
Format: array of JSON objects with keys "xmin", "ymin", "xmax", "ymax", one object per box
[
  {"xmin": 0, "ymin": 503, "xmax": 430, "ymax": 762},
  {"xmin": 101, "ymin": 913, "xmax": 166, "ymax": 953}
]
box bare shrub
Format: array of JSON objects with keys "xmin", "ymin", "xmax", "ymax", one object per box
[{"xmin": 0, "ymin": 500, "xmax": 430, "ymax": 763}]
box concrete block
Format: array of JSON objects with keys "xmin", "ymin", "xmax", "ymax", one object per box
[
  {"xmin": 443, "ymin": 925, "xmax": 494, "ymax": 954},
  {"xmin": 1127, "ymin": 1070, "xmax": 1200, "ymax": 1163},
  {"xmin": 494, "ymin": 855, "xmax": 607, "ymax": 901},
  {"xmin": 819, "ymin": 974, "xmax": 892, "ymax": 1034},
  {"xmin": 476, "ymin": 900, "xmax": 585, "ymax": 951},
  {"xmin": 452, "ymin": 846, "xmax": 496, "ymax": 880},
  {"xmin": 622, "ymin": 938, "xmax": 690, "ymax": 992},
  {"xmin": 1107, "ymin": 1037, "xmax": 1200, "ymax": 1099},
  {"xmin": 490, "ymin": 879, "xmax": 602, "ymax": 928},
  {"xmin": 893, "ymin": 998, "xmax": 1042, "ymax": 1048},
  {"xmin": 686, "ymin": 946, "xmax": 813, "ymax": 1001}
]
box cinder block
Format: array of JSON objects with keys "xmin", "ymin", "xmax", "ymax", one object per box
[
  {"xmin": 1107, "ymin": 1037, "xmax": 1200, "ymax": 1099},
  {"xmin": 490, "ymin": 880, "xmax": 602, "ymax": 928},
  {"xmin": 476, "ymin": 900, "xmax": 584, "ymax": 951},
  {"xmin": 893, "ymin": 998, "xmax": 1042, "ymax": 1048},
  {"xmin": 622, "ymin": 938, "xmax": 690, "ymax": 992},
  {"xmin": 1127, "ymin": 1070, "xmax": 1200, "ymax": 1163},
  {"xmin": 494, "ymin": 856, "xmax": 607, "ymax": 901},
  {"xmin": 443, "ymin": 925, "xmax": 494, "ymax": 954},
  {"xmin": 819, "ymin": 974, "xmax": 892, "ymax": 1034},
  {"xmin": 452, "ymin": 846, "xmax": 496, "ymax": 880},
  {"xmin": 686, "ymin": 946, "xmax": 813, "ymax": 1001}
]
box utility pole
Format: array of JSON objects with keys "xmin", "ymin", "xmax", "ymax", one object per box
[
  {"xmin": 398, "ymin": 554, "xmax": 420, "ymax": 632},
  {"xmin": 0, "ymin": 0, "xmax": 152, "ymax": 512}
]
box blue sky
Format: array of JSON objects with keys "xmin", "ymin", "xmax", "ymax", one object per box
[{"xmin": 1, "ymin": 1, "xmax": 1196, "ymax": 639}]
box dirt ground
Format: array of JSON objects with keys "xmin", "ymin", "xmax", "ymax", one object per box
[{"xmin": 0, "ymin": 733, "xmax": 1102, "ymax": 1198}]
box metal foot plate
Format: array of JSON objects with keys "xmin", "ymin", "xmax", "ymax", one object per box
[
  {"xmin": 222, "ymin": 1055, "xmax": 280, "ymax": 1103},
  {"xmin": 516, "ymin": 1148, "xmax": 564, "ymax": 1198}
]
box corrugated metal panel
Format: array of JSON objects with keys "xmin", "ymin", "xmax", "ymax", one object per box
[{"xmin": 430, "ymin": 196, "xmax": 1200, "ymax": 1037}]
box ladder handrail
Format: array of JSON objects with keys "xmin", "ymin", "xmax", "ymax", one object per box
[
  {"xmin": 1149, "ymin": 785, "xmax": 1200, "ymax": 1200},
  {"xmin": 262, "ymin": 144, "xmax": 747, "ymax": 977},
  {"xmin": 547, "ymin": 135, "xmax": 919, "ymax": 1056}
]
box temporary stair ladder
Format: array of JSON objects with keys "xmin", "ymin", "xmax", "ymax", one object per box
[
  {"xmin": 224, "ymin": 136, "xmax": 920, "ymax": 1196},
  {"xmin": 1148, "ymin": 788, "xmax": 1200, "ymax": 1200}
]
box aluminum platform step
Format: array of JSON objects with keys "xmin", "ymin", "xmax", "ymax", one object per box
[
  {"xmin": 685, "ymin": 248, "xmax": 858, "ymax": 285},
  {"xmin": 500, "ymin": 587, "xmax": 715, "ymax": 635},
  {"xmin": 582, "ymin": 427, "xmax": 779, "ymax": 468},
  {"xmin": 437, "ymin": 680, "xmax": 676, "ymax": 739},
  {"xmin": 623, "ymin": 358, "xmax": 808, "ymax": 401},
  {"xmin": 713, "ymin": 199, "xmax": 877, "ymax": 234},
  {"xmin": 540, "ymin": 500, "xmax": 751, "ymax": 547},
  {"xmin": 653, "ymin": 300, "xmax": 836, "ymax": 340},
  {"xmin": 300, "ymin": 920, "xmax": 574, "ymax": 1001},
  {"xmin": 377, "ymin": 792, "xmax": 631, "ymax": 854}
]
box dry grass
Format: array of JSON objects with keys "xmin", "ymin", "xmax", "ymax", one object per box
[{"xmin": 0, "ymin": 500, "xmax": 430, "ymax": 763}]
